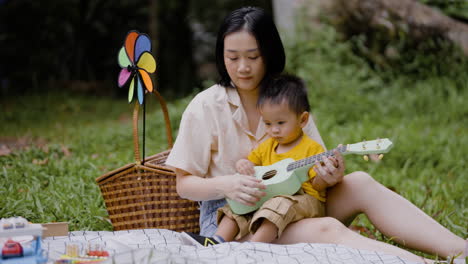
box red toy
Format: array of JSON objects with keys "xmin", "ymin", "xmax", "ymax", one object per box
[{"xmin": 1, "ymin": 239, "xmax": 23, "ymax": 258}]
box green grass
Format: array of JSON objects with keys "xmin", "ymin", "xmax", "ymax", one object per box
[
  {"xmin": 0, "ymin": 24, "xmax": 466, "ymax": 258},
  {"xmin": 285, "ymin": 24, "xmax": 467, "ymax": 245},
  {"xmin": 0, "ymin": 93, "xmax": 192, "ymax": 230}
]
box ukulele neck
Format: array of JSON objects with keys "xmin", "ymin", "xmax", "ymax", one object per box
[{"xmin": 286, "ymin": 145, "xmax": 347, "ymax": 172}]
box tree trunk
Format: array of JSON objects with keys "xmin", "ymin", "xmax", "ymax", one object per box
[
  {"xmin": 330, "ymin": 0, "xmax": 468, "ymax": 55},
  {"xmin": 149, "ymin": 0, "xmax": 159, "ymax": 90},
  {"xmin": 156, "ymin": 1, "xmax": 195, "ymax": 98}
]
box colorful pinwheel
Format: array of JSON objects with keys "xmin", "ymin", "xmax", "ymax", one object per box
[{"xmin": 118, "ymin": 30, "xmax": 156, "ymax": 104}]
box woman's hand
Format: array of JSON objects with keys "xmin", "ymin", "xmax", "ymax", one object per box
[
  {"xmin": 235, "ymin": 159, "xmax": 255, "ymax": 175},
  {"xmin": 221, "ymin": 173, "xmax": 266, "ymax": 206},
  {"xmin": 313, "ymin": 145, "xmax": 345, "ymax": 187}
]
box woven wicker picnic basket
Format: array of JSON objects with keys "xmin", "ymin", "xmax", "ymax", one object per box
[{"xmin": 96, "ymin": 90, "xmax": 200, "ymax": 232}]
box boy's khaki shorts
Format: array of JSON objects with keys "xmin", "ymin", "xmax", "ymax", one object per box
[{"xmin": 217, "ymin": 192, "xmax": 325, "ymax": 240}]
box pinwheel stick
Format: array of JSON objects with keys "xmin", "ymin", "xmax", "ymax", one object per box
[
  {"xmin": 142, "ymin": 95, "xmax": 146, "ymax": 165},
  {"xmin": 132, "ymin": 99, "xmax": 148, "ymax": 166}
]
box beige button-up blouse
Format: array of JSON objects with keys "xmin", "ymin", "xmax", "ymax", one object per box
[{"xmin": 166, "ymin": 84, "xmax": 325, "ymax": 178}]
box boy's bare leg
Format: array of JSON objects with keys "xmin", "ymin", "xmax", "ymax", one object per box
[
  {"xmin": 250, "ymin": 219, "xmax": 278, "ymax": 243},
  {"xmin": 216, "ymin": 216, "xmax": 239, "ymax": 242},
  {"xmin": 326, "ymin": 171, "xmax": 465, "ymax": 258}
]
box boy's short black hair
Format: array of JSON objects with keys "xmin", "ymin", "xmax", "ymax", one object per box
[
  {"xmin": 257, "ymin": 74, "xmax": 310, "ymax": 114},
  {"xmin": 215, "ymin": 7, "xmax": 285, "ymax": 87}
]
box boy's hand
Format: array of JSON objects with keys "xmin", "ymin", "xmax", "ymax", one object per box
[{"xmin": 235, "ymin": 159, "xmax": 255, "ymax": 176}]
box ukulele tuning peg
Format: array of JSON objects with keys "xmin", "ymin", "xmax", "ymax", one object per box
[
  {"xmin": 378, "ymin": 154, "xmax": 384, "ymax": 160},
  {"xmin": 363, "ymin": 155, "xmax": 369, "ymax": 161}
]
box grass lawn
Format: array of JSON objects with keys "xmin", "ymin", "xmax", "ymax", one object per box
[
  {"xmin": 0, "ymin": 92, "xmax": 193, "ymax": 231},
  {"xmin": 0, "ymin": 26, "xmax": 466, "ymax": 258}
]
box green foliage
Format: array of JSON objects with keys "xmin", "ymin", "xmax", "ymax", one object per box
[
  {"xmin": 285, "ymin": 23, "xmax": 467, "ymax": 241},
  {"xmin": 317, "ymin": 1, "xmax": 468, "ymax": 84},
  {"xmin": 190, "ymin": 0, "xmax": 272, "ymax": 33},
  {"xmin": 0, "ymin": 0, "xmax": 273, "ymax": 97},
  {"xmin": 0, "ymin": 93, "xmax": 188, "ymax": 230},
  {"xmin": 0, "ymin": 0, "xmax": 148, "ymax": 92},
  {"xmin": 420, "ymin": 0, "xmax": 468, "ymax": 20},
  {"xmin": 349, "ymin": 33, "xmax": 468, "ymax": 85}
]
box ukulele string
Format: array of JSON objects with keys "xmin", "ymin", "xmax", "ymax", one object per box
[{"xmin": 287, "ymin": 146, "xmax": 346, "ymax": 171}]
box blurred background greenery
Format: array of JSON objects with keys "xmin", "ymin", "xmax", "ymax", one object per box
[
  {"xmin": 0, "ymin": 0, "xmax": 272, "ymax": 98},
  {"xmin": 0, "ymin": 0, "xmax": 467, "ymax": 98}
]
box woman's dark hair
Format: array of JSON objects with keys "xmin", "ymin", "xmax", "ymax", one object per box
[
  {"xmin": 216, "ymin": 7, "xmax": 285, "ymax": 87},
  {"xmin": 257, "ymin": 74, "xmax": 310, "ymax": 115}
]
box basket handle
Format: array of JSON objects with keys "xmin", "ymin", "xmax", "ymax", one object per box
[{"xmin": 133, "ymin": 90, "xmax": 173, "ymax": 164}]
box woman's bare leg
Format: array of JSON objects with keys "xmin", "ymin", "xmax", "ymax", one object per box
[
  {"xmin": 273, "ymin": 217, "xmax": 430, "ymax": 263},
  {"xmin": 326, "ymin": 171, "xmax": 465, "ymax": 258}
]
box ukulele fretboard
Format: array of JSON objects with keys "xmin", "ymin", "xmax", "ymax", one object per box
[{"xmin": 286, "ymin": 145, "xmax": 347, "ymax": 172}]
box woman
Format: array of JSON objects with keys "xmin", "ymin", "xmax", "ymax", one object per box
[{"xmin": 166, "ymin": 6, "xmax": 466, "ymax": 263}]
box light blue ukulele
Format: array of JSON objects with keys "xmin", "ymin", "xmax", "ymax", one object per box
[{"xmin": 227, "ymin": 138, "xmax": 393, "ymax": 215}]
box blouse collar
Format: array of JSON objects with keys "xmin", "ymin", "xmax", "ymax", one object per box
[{"xmin": 226, "ymin": 87, "xmax": 267, "ymax": 141}]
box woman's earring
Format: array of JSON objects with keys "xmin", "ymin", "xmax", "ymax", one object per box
[{"xmin": 230, "ymin": 81, "xmax": 236, "ymax": 88}]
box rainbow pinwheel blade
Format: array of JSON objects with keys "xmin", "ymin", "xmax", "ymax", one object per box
[
  {"xmin": 135, "ymin": 34, "xmax": 152, "ymax": 63},
  {"xmin": 128, "ymin": 76, "xmax": 136, "ymax": 103},
  {"xmin": 118, "ymin": 47, "xmax": 131, "ymax": 68},
  {"xmin": 125, "ymin": 31, "xmax": 139, "ymax": 63},
  {"xmin": 137, "ymin": 52, "xmax": 156, "ymax": 73},
  {"xmin": 137, "ymin": 74, "xmax": 144, "ymax": 104},
  {"xmin": 118, "ymin": 68, "xmax": 132, "ymax": 87},
  {"xmin": 139, "ymin": 69, "xmax": 153, "ymax": 92}
]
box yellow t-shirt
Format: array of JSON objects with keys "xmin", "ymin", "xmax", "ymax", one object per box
[{"xmin": 247, "ymin": 134, "xmax": 326, "ymax": 202}]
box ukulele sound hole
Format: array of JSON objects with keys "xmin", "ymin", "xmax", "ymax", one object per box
[{"xmin": 262, "ymin": 170, "xmax": 277, "ymax": 180}]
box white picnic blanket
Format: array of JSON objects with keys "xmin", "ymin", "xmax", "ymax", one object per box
[{"xmin": 43, "ymin": 229, "xmax": 420, "ymax": 264}]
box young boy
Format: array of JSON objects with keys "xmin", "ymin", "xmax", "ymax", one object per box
[{"xmin": 180, "ymin": 74, "xmax": 328, "ymax": 246}]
